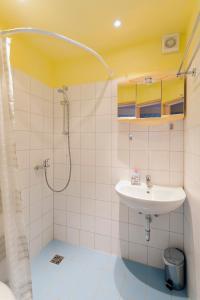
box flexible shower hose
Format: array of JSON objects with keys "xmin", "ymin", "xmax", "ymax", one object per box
[{"xmin": 44, "ymin": 100, "xmax": 72, "ymax": 192}]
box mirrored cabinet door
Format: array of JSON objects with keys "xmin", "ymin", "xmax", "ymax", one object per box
[
  {"xmin": 136, "ymin": 81, "xmax": 161, "ymax": 118},
  {"xmin": 117, "ymin": 75, "xmax": 185, "ymax": 122},
  {"xmin": 162, "ymin": 77, "xmax": 185, "ymax": 115},
  {"xmin": 118, "ymin": 83, "xmax": 136, "ymax": 118}
]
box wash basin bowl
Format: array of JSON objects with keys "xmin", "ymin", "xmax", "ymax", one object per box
[{"xmin": 115, "ymin": 180, "xmax": 186, "ymax": 215}]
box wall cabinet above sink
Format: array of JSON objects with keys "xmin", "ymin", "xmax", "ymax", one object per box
[{"xmin": 117, "ymin": 74, "xmax": 185, "ymax": 125}]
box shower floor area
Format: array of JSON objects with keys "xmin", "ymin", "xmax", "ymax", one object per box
[{"xmin": 31, "ymin": 240, "xmax": 187, "ymax": 300}]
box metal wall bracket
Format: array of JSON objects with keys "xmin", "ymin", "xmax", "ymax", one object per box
[{"xmin": 176, "ymin": 68, "xmax": 197, "ymax": 78}]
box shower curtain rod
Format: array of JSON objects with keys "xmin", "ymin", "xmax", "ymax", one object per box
[
  {"xmin": 177, "ymin": 13, "xmax": 200, "ymax": 77},
  {"xmin": 0, "ymin": 27, "xmax": 113, "ymax": 78}
]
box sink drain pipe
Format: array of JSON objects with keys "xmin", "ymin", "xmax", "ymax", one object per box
[{"xmin": 145, "ymin": 215, "xmax": 152, "ymax": 242}]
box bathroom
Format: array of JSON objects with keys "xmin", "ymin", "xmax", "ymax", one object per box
[{"xmin": 0, "ymin": 0, "xmax": 199, "ymax": 299}]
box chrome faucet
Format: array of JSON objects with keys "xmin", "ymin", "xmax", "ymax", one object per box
[
  {"xmin": 146, "ymin": 175, "xmax": 152, "ymax": 188},
  {"xmin": 34, "ymin": 158, "xmax": 50, "ymax": 171},
  {"xmin": 43, "ymin": 158, "xmax": 50, "ymax": 168}
]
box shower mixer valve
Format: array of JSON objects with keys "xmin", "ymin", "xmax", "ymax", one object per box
[
  {"xmin": 43, "ymin": 158, "xmax": 50, "ymax": 168},
  {"xmin": 34, "ymin": 159, "xmax": 50, "ymax": 171}
]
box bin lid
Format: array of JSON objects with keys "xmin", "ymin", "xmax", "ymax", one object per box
[{"xmin": 163, "ymin": 248, "xmax": 184, "ymax": 266}]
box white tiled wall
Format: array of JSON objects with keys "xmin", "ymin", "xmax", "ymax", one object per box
[
  {"xmin": 184, "ymin": 50, "xmax": 200, "ymax": 300},
  {"xmin": 53, "ymin": 80, "xmax": 184, "ymax": 269},
  {"xmin": 14, "ymin": 69, "xmax": 54, "ymax": 257}
]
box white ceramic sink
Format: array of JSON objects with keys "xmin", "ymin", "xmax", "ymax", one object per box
[{"xmin": 115, "ymin": 180, "xmax": 186, "ymax": 215}]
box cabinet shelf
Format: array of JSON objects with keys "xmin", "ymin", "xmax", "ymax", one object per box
[{"xmin": 118, "ymin": 114, "xmax": 184, "ymax": 126}]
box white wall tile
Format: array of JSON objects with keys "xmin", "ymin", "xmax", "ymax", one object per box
[
  {"xmin": 54, "ymin": 210, "xmax": 66, "ymax": 226},
  {"xmin": 95, "ymin": 81, "xmax": 112, "ymax": 99},
  {"xmin": 81, "ymin": 215, "xmax": 95, "ymax": 232},
  {"xmin": 50, "ymin": 79, "xmax": 184, "ymax": 272},
  {"xmin": 81, "ymin": 116, "xmax": 95, "ymax": 133},
  {"xmin": 67, "ymin": 212, "xmax": 81, "ymax": 229},
  {"xmin": 111, "ymin": 238, "xmax": 128, "ymax": 258},
  {"xmin": 112, "ymin": 202, "xmax": 129, "ymax": 223},
  {"xmin": 95, "ymin": 217, "xmax": 111, "ymax": 236},
  {"xmin": 96, "ymin": 116, "xmax": 111, "ymax": 133},
  {"xmin": 169, "ymin": 232, "xmax": 183, "ymax": 250},
  {"xmin": 96, "ymin": 166, "xmax": 112, "ymax": 184},
  {"xmin": 66, "ymin": 227, "xmax": 80, "ymax": 245},
  {"xmin": 131, "ymin": 150, "xmax": 148, "ymax": 170},
  {"xmin": 81, "ymin": 133, "xmax": 95, "ymax": 149},
  {"xmin": 111, "ymin": 221, "xmax": 128, "ymax": 241},
  {"xmin": 170, "ymin": 212, "xmax": 184, "ymax": 234},
  {"xmin": 148, "ymin": 247, "xmax": 164, "ymax": 269},
  {"xmin": 42, "ymin": 226, "xmax": 53, "ymax": 247},
  {"xmin": 81, "ymin": 166, "xmax": 95, "ymax": 182},
  {"xmin": 170, "ymin": 152, "xmax": 184, "ymax": 172},
  {"xmin": 95, "ymin": 201, "xmax": 111, "ymax": 219},
  {"xmin": 13, "ymin": 70, "xmax": 54, "ymax": 262},
  {"xmin": 128, "ymin": 242, "xmax": 148, "ymax": 264},
  {"xmin": 14, "ymin": 69, "xmax": 30, "ymax": 93},
  {"xmin": 149, "ymin": 132, "xmax": 169, "ymax": 151},
  {"xmin": 96, "ymin": 98, "xmax": 111, "ymax": 115},
  {"xmin": 70, "ymin": 100, "xmax": 81, "ymax": 117},
  {"xmin": 81, "ymin": 198, "xmax": 95, "ymax": 215},
  {"xmin": 132, "ymin": 132, "xmax": 148, "ymax": 150},
  {"xmin": 112, "ymin": 132, "xmax": 130, "ymax": 150},
  {"xmin": 170, "ymin": 131, "xmax": 184, "ymax": 151},
  {"xmin": 81, "ymin": 99, "xmax": 96, "ymax": 117},
  {"xmin": 111, "ymin": 167, "xmax": 129, "ymax": 185},
  {"xmin": 15, "ymin": 110, "xmax": 30, "ymax": 131},
  {"xmin": 95, "ymin": 184, "xmax": 111, "ymax": 202},
  {"xmin": 69, "ymin": 85, "xmax": 81, "ymax": 101},
  {"xmin": 30, "ymin": 235, "xmax": 42, "ymax": 258},
  {"xmin": 81, "ymin": 183, "xmax": 95, "ymax": 199},
  {"xmin": 81, "ymin": 83, "xmax": 95, "ymax": 100},
  {"xmin": 15, "ymin": 89, "xmax": 30, "ymax": 112},
  {"xmin": 17, "ymin": 150, "xmax": 29, "ymax": 170},
  {"xmin": 112, "ymin": 150, "xmax": 129, "ymax": 168},
  {"xmin": 149, "ymin": 229, "xmax": 169, "ymax": 250},
  {"xmin": 30, "ymin": 94, "xmax": 44, "ymax": 115},
  {"xmin": 67, "ymin": 196, "xmax": 80, "ymax": 213},
  {"xmin": 54, "ymin": 193, "xmax": 66, "ymax": 211},
  {"xmin": 15, "ymin": 131, "xmax": 30, "ymax": 150},
  {"xmin": 95, "ymin": 234, "xmax": 111, "ymax": 253},
  {"xmin": 80, "ymin": 231, "xmax": 94, "ymax": 249},
  {"xmin": 129, "ymin": 209, "xmax": 145, "ymax": 226},
  {"xmin": 151, "ymin": 214, "xmax": 170, "ymax": 231},
  {"xmin": 30, "ymin": 219, "xmax": 42, "ymax": 240},
  {"xmin": 96, "ymin": 150, "xmax": 111, "ymax": 166},
  {"xmin": 81, "ymin": 150, "xmax": 95, "ymax": 166},
  {"xmin": 96, "ymin": 133, "xmax": 111, "ymax": 150},
  {"xmin": 149, "ymin": 151, "xmax": 169, "ymax": 171}
]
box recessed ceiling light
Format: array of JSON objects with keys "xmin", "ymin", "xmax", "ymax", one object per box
[{"xmin": 113, "ymin": 19, "xmax": 122, "ymax": 28}]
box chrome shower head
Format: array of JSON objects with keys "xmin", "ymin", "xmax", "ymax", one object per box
[
  {"xmin": 57, "ymin": 85, "xmax": 69, "ymax": 105},
  {"xmin": 62, "ymin": 85, "xmax": 68, "ymax": 91},
  {"xmin": 57, "ymin": 85, "xmax": 68, "ymax": 94},
  {"xmin": 57, "ymin": 88, "xmax": 64, "ymax": 94}
]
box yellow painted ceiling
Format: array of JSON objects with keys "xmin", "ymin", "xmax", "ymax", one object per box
[{"xmin": 0, "ymin": 0, "xmax": 197, "ymax": 62}]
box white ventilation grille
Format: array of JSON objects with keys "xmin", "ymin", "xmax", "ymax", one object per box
[{"xmin": 162, "ymin": 33, "xmax": 179, "ymax": 53}]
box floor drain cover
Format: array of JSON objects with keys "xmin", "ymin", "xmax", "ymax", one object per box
[{"xmin": 50, "ymin": 254, "xmax": 64, "ymax": 265}]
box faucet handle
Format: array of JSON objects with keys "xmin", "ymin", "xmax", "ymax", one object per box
[
  {"xmin": 43, "ymin": 158, "xmax": 50, "ymax": 168},
  {"xmin": 146, "ymin": 174, "xmax": 152, "ymax": 188},
  {"xmin": 146, "ymin": 175, "xmax": 151, "ymax": 181}
]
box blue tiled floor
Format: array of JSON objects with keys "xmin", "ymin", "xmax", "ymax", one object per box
[{"xmin": 31, "ymin": 240, "xmax": 188, "ymax": 300}]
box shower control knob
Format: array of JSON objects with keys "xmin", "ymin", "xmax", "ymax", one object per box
[{"xmin": 43, "ymin": 158, "xmax": 50, "ymax": 168}]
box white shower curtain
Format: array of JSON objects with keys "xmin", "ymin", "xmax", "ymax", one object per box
[{"xmin": 0, "ymin": 38, "xmax": 32, "ymax": 299}]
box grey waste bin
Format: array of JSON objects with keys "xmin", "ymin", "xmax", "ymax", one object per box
[{"xmin": 163, "ymin": 248, "xmax": 185, "ymax": 290}]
